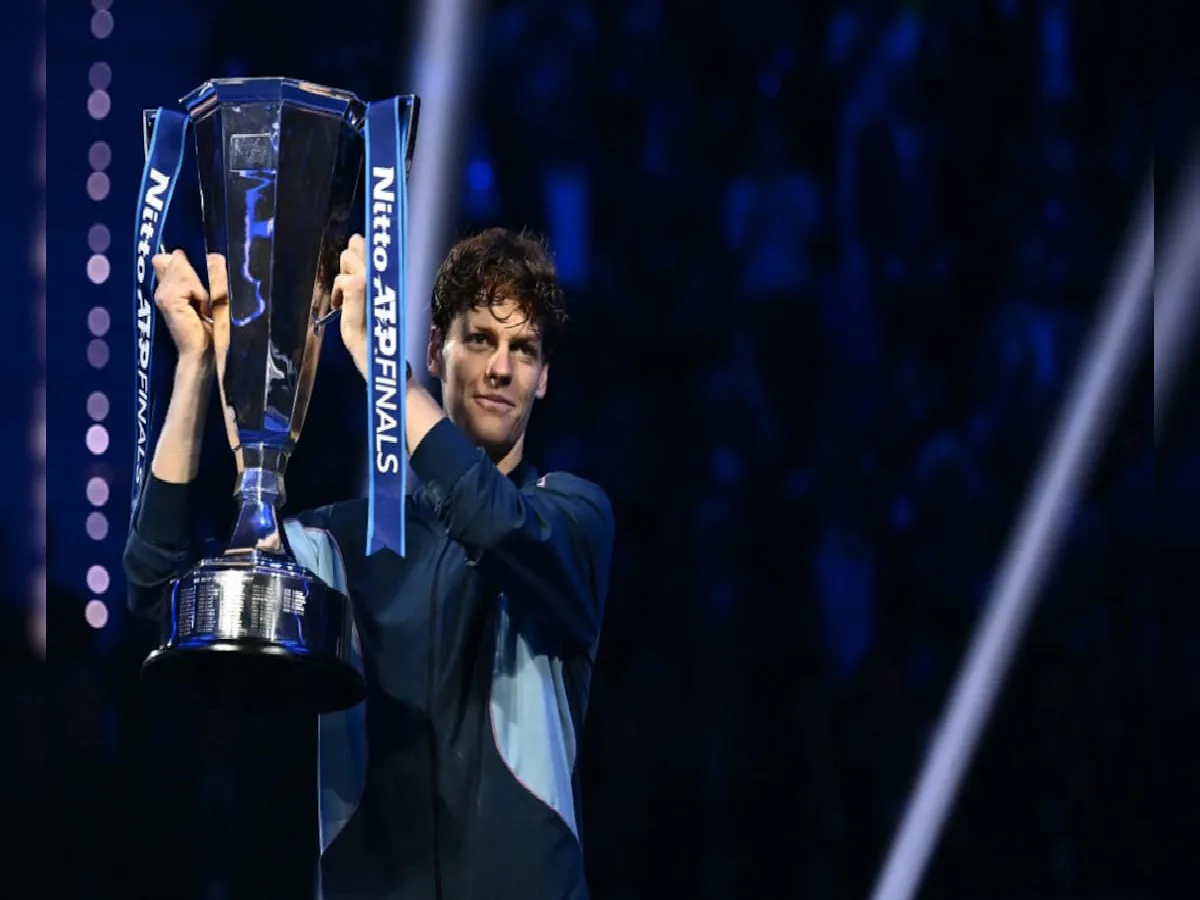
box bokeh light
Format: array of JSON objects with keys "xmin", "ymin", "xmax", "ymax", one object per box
[
  {"xmin": 88, "ymin": 224, "xmax": 111, "ymax": 254},
  {"xmin": 87, "ymin": 88, "xmax": 111, "ymax": 119},
  {"xmin": 86, "ymin": 390, "xmax": 110, "ymax": 421},
  {"xmin": 85, "ymin": 599, "xmax": 109, "ymax": 628},
  {"xmin": 88, "ymin": 140, "xmax": 111, "ymax": 170},
  {"xmin": 87, "ymin": 171, "xmax": 110, "ymax": 201},
  {"xmin": 86, "ymin": 424, "xmax": 109, "ymax": 455},
  {"xmin": 90, "ymin": 10, "xmax": 114, "ymax": 40},
  {"xmin": 86, "ymin": 565, "xmax": 111, "ymax": 595},
  {"xmin": 86, "ymin": 338, "xmax": 110, "ymax": 368},
  {"xmin": 88, "ymin": 61, "xmax": 111, "ymax": 90},
  {"xmin": 86, "ymin": 512, "xmax": 109, "ymax": 541},
  {"xmin": 86, "ymin": 476, "xmax": 110, "ymax": 507},
  {"xmin": 87, "ymin": 305, "xmax": 111, "ymax": 336},
  {"xmin": 86, "ymin": 254, "xmax": 110, "ymax": 284}
]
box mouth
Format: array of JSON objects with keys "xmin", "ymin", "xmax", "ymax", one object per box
[{"xmin": 473, "ymin": 394, "xmax": 515, "ymax": 411}]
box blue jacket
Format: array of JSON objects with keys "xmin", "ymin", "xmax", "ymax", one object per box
[{"xmin": 123, "ymin": 419, "xmax": 615, "ymax": 900}]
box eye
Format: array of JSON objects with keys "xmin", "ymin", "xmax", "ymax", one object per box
[{"xmin": 467, "ymin": 332, "xmax": 490, "ymax": 346}]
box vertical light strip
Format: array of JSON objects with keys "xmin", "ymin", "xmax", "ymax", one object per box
[
  {"xmin": 404, "ymin": 0, "xmax": 482, "ymax": 374},
  {"xmin": 29, "ymin": 7, "xmax": 47, "ymax": 656}
]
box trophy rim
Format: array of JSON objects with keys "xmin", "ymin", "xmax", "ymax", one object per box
[
  {"xmin": 180, "ymin": 76, "xmax": 374, "ymax": 128},
  {"xmin": 153, "ymin": 78, "xmax": 420, "ymax": 162}
]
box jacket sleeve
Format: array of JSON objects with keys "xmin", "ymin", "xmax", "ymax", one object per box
[
  {"xmin": 121, "ymin": 474, "xmax": 203, "ymax": 619},
  {"xmin": 409, "ymin": 419, "xmax": 615, "ymax": 649}
]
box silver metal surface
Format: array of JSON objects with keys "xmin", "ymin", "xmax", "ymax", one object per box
[
  {"xmin": 144, "ymin": 554, "xmax": 363, "ymax": 713},
  {"xmin": 141, "ymin": 78, "xmax": 420, "ymax": 713}
]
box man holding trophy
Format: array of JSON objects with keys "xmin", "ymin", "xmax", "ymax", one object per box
[{"xmin": 123, "ymin": 78, "xmax": 614, "ymax": 899}]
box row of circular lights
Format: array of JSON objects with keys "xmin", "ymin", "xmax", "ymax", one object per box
[{"xmin": 84, "ymin": 1, "xmax": 115, "ymax": 629}]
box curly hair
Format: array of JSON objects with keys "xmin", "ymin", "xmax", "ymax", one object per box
[{"xmin": 430, "ymin": 228, "xmax": 568, "ymax": 357}]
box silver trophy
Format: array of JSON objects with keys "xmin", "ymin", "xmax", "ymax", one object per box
[{"xmin": 140, "ymin": 78, "xmax": 419, "ymax": 713}]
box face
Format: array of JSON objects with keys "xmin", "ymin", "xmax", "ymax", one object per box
[{"xmin": 429, "ymin": 298, "xmax": 549, "ymax": 462}]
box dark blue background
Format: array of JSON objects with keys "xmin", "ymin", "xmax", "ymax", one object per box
[{"xmin": 4, "ymin": 0, "xmax": 1190, "ymax": 896}]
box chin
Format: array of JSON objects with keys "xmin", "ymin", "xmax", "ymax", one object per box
[
  {"xmin": 475, "ymin": 429, "xmax": 516, "ymax": 453},
  {"xmin": 463, "ymin": 418, "xmax": 515, "ymax": 452},
  {"xmin": 451, "ymin": 399, "xmax": 526, "ymax": 455}
]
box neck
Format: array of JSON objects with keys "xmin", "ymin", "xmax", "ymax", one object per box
[
  {"xmin": 491, "ymin": 434, "xmax": 525, "ymax": 475},
  {"xmin": 448, "ymin": 410, "xmax": 526, "ymax": 475}
]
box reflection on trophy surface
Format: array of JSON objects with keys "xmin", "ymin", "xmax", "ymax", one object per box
[{"xmin": 140, "ymin": 78, "xmax": 419, "ymax": 713}]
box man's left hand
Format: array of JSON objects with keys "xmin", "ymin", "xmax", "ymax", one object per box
[{"xmin": 333, "ymin": 233, "xmax": 369, "ymax": 378}]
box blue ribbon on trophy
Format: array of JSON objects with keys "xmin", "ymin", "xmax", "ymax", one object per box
[
  {"xmin": 363, "ymin": 97, "xmax": 413, "ymax": 558},
  {"xmin": 129, "ymin": 108, "xmax": 189, "ymax": 525}
]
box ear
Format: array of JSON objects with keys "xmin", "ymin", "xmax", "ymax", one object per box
[
  {"xmin": 535, "ymin": 361, "xmax": 549, "ymax": 400},
  {"xmin": 427, "ymin": 326, "xmax": 445, "ymax": 380}
]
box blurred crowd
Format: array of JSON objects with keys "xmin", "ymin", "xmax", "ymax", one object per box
[{"xmin": 19, "ymin": 0, "xmax": 1182, "ymax": 897}]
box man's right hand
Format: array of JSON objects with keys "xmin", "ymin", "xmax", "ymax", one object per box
[
  {"xmin": 147, "ymin": 251, "xmax": 237, "ymax": 484},
  {"xmin": 152, "ymin": 250, "xmax": 229, "ymax": 362}
]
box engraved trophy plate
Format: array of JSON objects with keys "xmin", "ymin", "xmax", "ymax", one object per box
[{"xmin": 139, "ymin": 78, "xmax": 419, "ymax": 714}]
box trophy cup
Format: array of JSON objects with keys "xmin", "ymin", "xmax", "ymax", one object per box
[{"xmin": 134, "ymin": 78, "xmax": 419, "ymax": 714}]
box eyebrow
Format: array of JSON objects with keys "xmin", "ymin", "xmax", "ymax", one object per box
[{"xmin": 467, "ymin": 321, "xmax": 541, "ymax": 344}]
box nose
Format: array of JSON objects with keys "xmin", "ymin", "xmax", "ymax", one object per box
[{"xmin": 486, "ymin": 348, "xmax": 513, "ymax": 384}]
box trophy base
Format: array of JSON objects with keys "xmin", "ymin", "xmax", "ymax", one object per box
[{"xmin": 142, "ymin": 554, "xmax": 365, "ymax": 714}]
